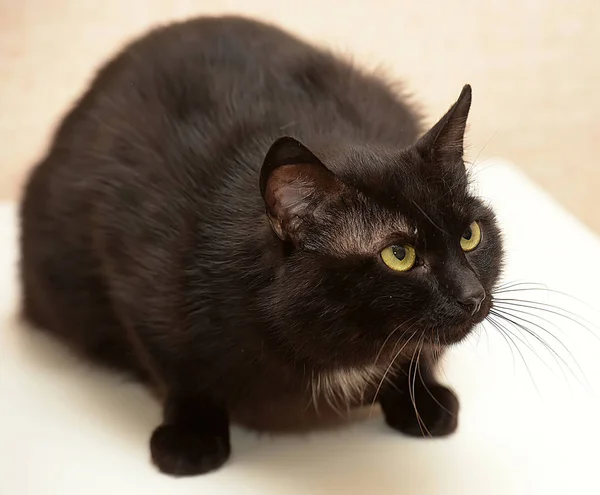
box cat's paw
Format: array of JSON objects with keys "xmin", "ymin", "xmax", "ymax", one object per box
[
  {"xmin": 150, "ymin": 423, "xmax": 230, "ymax": 476},
  {"xmin": 382, "ymin": 384, "xmax": 459, "ymax": 437}
]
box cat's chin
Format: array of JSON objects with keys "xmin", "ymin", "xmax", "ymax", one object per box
[
  {"xmin": 441, "ymin": 304, "xmax": 491, "ymax": 345},
  {"xmin": 437, "ymin": 326, "xmax": 475, "ymax": 345}
]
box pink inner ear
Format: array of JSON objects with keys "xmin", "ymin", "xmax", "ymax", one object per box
[
  {"xmin": 263, "ymin": 161, "xmax": 343, "ymax": 243},
  {"xmin": 262, "ymin": 164, "xmax": 320, "ymax": 243},
  {"xmin": 272, "ymin": 176, "xmax": 314, "ymax": 214},
  {"xmin": 264, "ymin": 163, "xmax": 332, "ymax": 220}
]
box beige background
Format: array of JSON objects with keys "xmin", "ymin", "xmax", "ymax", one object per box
[{"xmin": 2, "ymin": 0, "xmax": 599, "ymax": 231}]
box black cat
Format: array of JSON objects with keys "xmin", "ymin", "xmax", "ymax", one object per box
[{"xmin": 20, "ymin": 16, "xmax": 503, "ymax": 476}]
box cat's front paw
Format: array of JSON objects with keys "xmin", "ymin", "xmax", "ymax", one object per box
[
  {"xmin": 382, "ymin": 384, "xmax": 459, "ymax": 437},
  {"xmin": 150, "ymin": 423, "xmax": 230, "ymax": 476}
]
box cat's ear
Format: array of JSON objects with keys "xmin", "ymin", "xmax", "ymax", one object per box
[
  {"xmin": 260, "ymin": 137, "xmax": 342, "ymax": 244},
  {"xmin": 415, "ymin": 84, "xmax": 472, "ymax": 165}
]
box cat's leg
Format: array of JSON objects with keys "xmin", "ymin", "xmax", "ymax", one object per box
[
  {"xmin": 109, "ymin": 317, "xmax": 232, "ymax": 476},
  {"xmin": 107, "ymin": 319, "xmax": 232, "ymax": 476},
  {"xmin": 149, "ymin": 390, "xmax": 230, "ymax": 476},
  {"xmin": 95, "ymin": 307, "xmax": 232, "ymax": 476},
  {"xmin": 378, "ymin": 349, "xmax": 459, "ymax": 437},
  {"xmin": 94, "ymin": 197, "xmax": 231, "ymax": 476}
]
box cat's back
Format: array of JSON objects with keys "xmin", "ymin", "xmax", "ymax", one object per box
[
  {"xmin": 53, "ymin": 15, "xmax": 419, "ymax": 160},
  {"xmin": 60, "ymin": 16, "xmax": 330, "ymax": 133}
]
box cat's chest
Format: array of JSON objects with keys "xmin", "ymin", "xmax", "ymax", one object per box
[
  {"xmin": 232, "ymin": 363, "xmax": 392, "ymax": 431},
  {"xmin": 311, "ymin": 365, "xmax": 390, "ymax": 407}
]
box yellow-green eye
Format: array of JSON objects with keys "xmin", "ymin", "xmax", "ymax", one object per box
[
  {"xmin": 461, "ymin": 221, "xmax": 482, "ymax": 252},
  {"xmin": 381, "ymin": 244, "xmax": 416, "ymax": 272}
]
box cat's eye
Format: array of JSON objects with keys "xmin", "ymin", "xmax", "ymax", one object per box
[
  {"xmin": 381, "ymin": 244, "xmax": 416, "ymax": 272},
  {"xmin": 460, "ymin": 221, "xmax": 482, "ymax": 252}
]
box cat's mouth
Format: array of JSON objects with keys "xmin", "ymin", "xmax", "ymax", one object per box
[
  {"xmin": 472, "ymin": 301, "xmax": 491, "ymax": 324},
  {"xmin": 374, "ymin": 300, "xmax": 494, "ymax": 360},
  {"xmin": 441, "ymin": 298, "xmax": 492, "ymax": 344}
]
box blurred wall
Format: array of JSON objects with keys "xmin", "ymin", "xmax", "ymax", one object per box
[{"xmin": 1, "ymin": 0, "xmax": 599, "ymax": 231}]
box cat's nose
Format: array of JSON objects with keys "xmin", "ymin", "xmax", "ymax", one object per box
[{"xmin": 457, "ymin": 285, "xmax": 486, "ymax": 316}]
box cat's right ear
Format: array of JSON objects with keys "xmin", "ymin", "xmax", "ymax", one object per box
[
  {"xmin": 415, "ymin": 84, "xmax": 472, "ymax": 167},
  {"xmin": 260, "ymin": 137, "xmax": 342, "ymax": 245}
]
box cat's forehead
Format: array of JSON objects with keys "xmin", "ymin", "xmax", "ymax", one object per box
[
  {"xmin": 316, "ymin": 204, "xmax": 412, "ymax": 256},
  {"xmin": 313, "ymin": 149, "xmax": 474, "ymax": 256},
  {"xmin": 337, "ymin": 146, "xmax": 469, "ymax": 205},
  {"xmin": 317, "ymin": 179, "xmax": 472, "ymax": 257}
]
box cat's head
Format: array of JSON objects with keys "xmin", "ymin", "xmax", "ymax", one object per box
[{"xmin": 259, "ymin": 85, "xmax": 503, "ymax": 369}]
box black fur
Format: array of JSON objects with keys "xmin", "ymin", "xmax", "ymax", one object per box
[{"xmin": 20, "ymin": 16, "xmax": 504, "ymax": 476}]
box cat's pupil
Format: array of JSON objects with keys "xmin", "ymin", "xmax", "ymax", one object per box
[
  {"xmin": 463, "ymin": 227, "xmax": 473, "ymax": 240},
  {"xmin": 392, "ymin": 245, "xmax": 406, "ymax": 261}
]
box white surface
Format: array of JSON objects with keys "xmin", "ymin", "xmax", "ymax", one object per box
[{"xmin": 1, "ymin": 160, "xmax": 600, "ymax": 494}]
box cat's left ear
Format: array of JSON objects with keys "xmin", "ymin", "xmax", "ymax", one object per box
[
  {"xmin": 415, "ymin": 84, "xmax": 472, "ymax": 166},
  {"xmin": 260, "ymin": 137, "xmax": 343, "ymax": 245}
]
